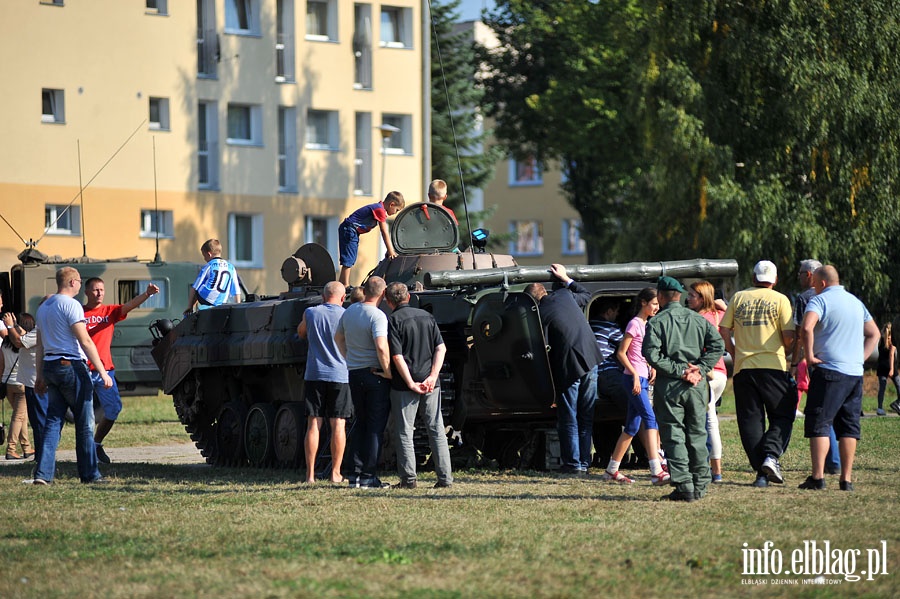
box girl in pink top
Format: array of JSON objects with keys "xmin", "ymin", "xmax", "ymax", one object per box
[
  {"xmin": 601, "ymin": 287, "xmax": 669, "ymax": 485},
  {"xmin": 687, "ymin": 280, "xmax": 728, "ymax": 482}
]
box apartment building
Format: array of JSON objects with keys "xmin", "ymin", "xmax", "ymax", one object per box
[{"xmin": 0, "ymin": 0, "xmax": 427, "ymax": 292}]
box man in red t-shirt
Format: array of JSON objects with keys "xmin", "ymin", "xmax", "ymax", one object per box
[{"xmin": 83, "ymin": 277, "xmax": 159, "ymax": 464}]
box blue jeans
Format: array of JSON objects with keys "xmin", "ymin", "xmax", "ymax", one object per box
[
  {"xmin": 557, "ymin": 366, "xmax": 598, "ymax": 470},
  {"xmin": 826, "ymin": 426, "xmax": 841, "ymax": 470},
  {"xmin": 34, "ymin": 359, "xmax": 101, "ymax": 483},
  {"xmin": 347, "ymin": 369, "xmax": 392, "ymax": 479},
  {"xmin": 24, "ymin": 386, "xmax": 49, "ymax": 465}
]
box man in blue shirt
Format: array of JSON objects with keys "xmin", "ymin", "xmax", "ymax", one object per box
[{"xmin": 798, "ymin": 265, "xmax": 880, "ymax": 492}]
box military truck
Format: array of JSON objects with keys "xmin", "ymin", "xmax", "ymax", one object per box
[
  {"xmin": 150, "ymin": 203, "xmax": 738, "ymax": 471},
  {"xmin": 0, "ymin": 247, "xmax": 200, "ymax": 394}
]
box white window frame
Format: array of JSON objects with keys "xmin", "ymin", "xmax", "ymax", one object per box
[
  {"xmin": 509, "ymin": 220, "xmax": 544, "ymax": 257},
  {"xmin": 225, "ymin": 0, "xmax": 260, "ymax": 36},
  {"xmin": 305, "ymin": 109, "xmax": 339, "ymax": 151},
  {"xmin": 508, "ymin": 156, "xmax": 543, "ymax": 187},
  {"xmin": 380, "ymin": 114, "xmax": 412, "ymax": 155},
  {"xmin": 278, "ymin": 106, "xmax": 298, "ymax": 192},
  {"xmin": 140, "ymin": 209, "xmax": 174, "ymax": 238},
  {"xmin": 226, "ymin": 103, "xmax": 263, "ymax": 146},
  {"xmin": 228, "ymin": 213, "xmax": 264, "ymax": 268},
  {"xmin": 276, "ymin": 0, "xmax": 296, "ymax": 82},
  {"xmin": 306, "ymin": 0, "xmax": 338, "ymax": 41},
  {"xmin": 561, "ymin": 219, "xmax": 586, "ymax": 256},
  {"xmin": 149, "ymin": 97, "xmax": 171, "ymax": 131},
  {"xmin": 304, "ymin": 215, "xmax": 339, "ymax": 263},
  {"xmin": 379, "ymin": 5, "xmax": 412, "ymax": 48},
  {"xmin": 198, "ymin": 100, "xmax": 219, "ymax": 189},
  {"xmin": 45, "ymin": 204, "xmax": 81, "ymax": 236},
  {"xmin": 146, "ymin": 0, "xmax": 168, "ymax": 15},
  {"xmin": 41, "ymin": 89, "xmax": 65, "ymax": 124}
]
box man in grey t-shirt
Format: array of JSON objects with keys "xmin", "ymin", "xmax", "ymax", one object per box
[{"xmin": 334, "ymin": 276, "xmax": 392, "ymax": 488}]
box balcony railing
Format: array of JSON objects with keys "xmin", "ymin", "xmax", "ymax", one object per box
[{"xmin": 197, "ymin": 28, "xmax": 218, "ymax": 77}]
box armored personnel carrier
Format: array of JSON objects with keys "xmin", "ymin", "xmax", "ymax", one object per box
[{"xmin": 151, "ymin": 203, "xmax": 738, "ymax": 470}]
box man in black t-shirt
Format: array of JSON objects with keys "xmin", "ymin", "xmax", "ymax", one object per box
[{"xmin": 385, "ymin": 282, "xmax": 453, "ymax": 489}]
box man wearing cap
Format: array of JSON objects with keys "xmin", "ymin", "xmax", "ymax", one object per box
[
  {"xmin": 643, "ymin": 276, "xmax": 724, "ymax": 502},
  {"xmin": 719, "ymin": 260, "xmax": 796, "ymax": 488}
]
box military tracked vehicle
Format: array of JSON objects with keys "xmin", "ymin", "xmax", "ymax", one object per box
[{"xmin": 151, "ymin": 203, "xmax": 738, "ymax": 470}]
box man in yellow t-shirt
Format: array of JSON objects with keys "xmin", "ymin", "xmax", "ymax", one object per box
[{"xmin": 719, "ymin": 260, "xmax": 796, "ymax": 488}]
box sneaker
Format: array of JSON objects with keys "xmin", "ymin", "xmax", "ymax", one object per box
[
  {"xmin": 662, "ymin": 490, "xmax": 695, "ymax": 503},
  {"xmin": 433, "ymin": 480, "xmax": 453, "ymax": 489},
  {"xmin": 558, "ymin": 465, "xmax": 588, "ymax": 477},
  {"xmin": 825, "ymin": 465, "xmax": 840, "ymax": 475},
  {"xmin": 31, "ymin": 479, "xmax": 49, "ymax": 486},
  {"xmin": 752, "ymin": 475, "xmax": 769, "ymax": 488},
  {"xmin": 84, "ymin": 476, "xmax": 110, "ymax": 484},
  {"xmin": 95, "ymin": 444, "xmax": 111, "ymax": 464},
  {"xmin": 761, "ymin": 456, "xmax": 784, "ymax": 484},
  {"xmin": 601, "ymin": 470, "xmax": 634, "ymax": 484},
  {"xmin": 890, "ymin": 400, "xmax": 900, "ymax": 416},
  {"xmin": 5, "ymin": 452, "xmax": 23, "ymax": 460},
  {"xmin": 876, "ymin": 408, "xmax": 886, "ymax": 416},
  {"xmin": 712, "ymin": 474, "xmax": 723, "ymax": 484},
  {"xmin": 392, "ymin": 480, "xmax": 417, "ymax": 489},
  {"xmin": 798, "ymin": 476, "xmax": 825, "ymax": 490},
  {"xmin": 358, "ymin": 477, "xmax": 390, "ymax": 489},
  {"xmin": 347, "ymin": 475, "xmax": 360, "ymax": 488},
  {"xmin": 650, "ymin": 471, "xmax": 671, "ymax": 486},
  {"xmin": 24, "ymin": 451, "xmax": 35, "ymax": 460},
  {"xmin": 839, "ymin": 480, "xmax": 854, "ymax": 492},
  {"xmin": 795, "ymin": 409, "xmax": 804, "ymax": 418}
]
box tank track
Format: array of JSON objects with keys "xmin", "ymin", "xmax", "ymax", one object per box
[{"xmin": 172, "ymin": 374, "xmax": 218, "ymax": 465}]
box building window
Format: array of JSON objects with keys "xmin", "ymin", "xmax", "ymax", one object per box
[
  {"xmin": 228, "ymin": 213, "xmax": 263, "ymax": 268},
  {"xmin": 306, "ymin": 0, "xmax": 337, "ymax": 41},
  {"xmin": 561, "ymin": 219, "xmax": 586, "ymax": 255},
  {"xmin": 45, "ymin": 204, "xmax": 80, "ymax": 236},
  {"xmin": 198, "ymin": 100, "xmax": 219, "ymax": 189},
  {"xmin": 380, "ymin": 114, "xmax": 412, "ymax": 155},
  {"xmin": 509, "ymin": 220, "xmax": 543, "ymax": 256},
  {"xmin": 305, "ymin": 216, "xmax": 339, "ymax": 264},
  {"xmin": 380, "ymin": 6, "xmax": 412, "ymax": 48},
  {"xmin": 353, "ymin": 4, "xmax": 373, "ymax": 89},
  {"xmin": 119, "ymin": 279, "xmax": 168, "ymax": 309},
  {"xmin": 276, "ymin": 0, "xmax": 295, "ymax": 82},
  {"xmin": 197, "ymin": 0, "xmax": 218, "ymax": 78},
  {"xmin": 41, "ymin": 89, "xmax": 65, "ymax": 124},
  {"xmin": 225, "ymin": 0, "xmax": 259, "ymax": 35},
  {"xmin": 40, "ymin": 0, "xmax": 64, "ymax": 5},
  {"xmin": 140, "ymin": 209, "xmax": 174, "ymax": 238},
  {"xmin": 149, "ymin": 97, "xmax": 170, "ymax": 130},
  {"xmin": 278, "ymin": 106, "xmax": 298, "ymax": 192},
  {"xmin": 227, "ymin": 104, "xmax": 262, "ymax": 145},
  {"xmin": 508, "ymin": 156, "xmax": 543, "ymax": 186},
  {"xmin": 354, "ymin": 112, "xmax": 372, "ymax": 195},
  {"xmin": 146, "ymin": 0, "xmax": 167, "ymax": 15},
  {"xmin": 306, "ymin": 109, "xmax": 339, "ymax": 150}
]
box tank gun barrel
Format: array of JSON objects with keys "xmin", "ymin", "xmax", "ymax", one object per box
[{"xmin": 424, "ymin": 258, "xmax": 739, "ymax": 288}]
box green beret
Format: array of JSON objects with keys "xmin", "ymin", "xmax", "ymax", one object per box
[{"xmin": 657, "ymin": 275, "xmax": 686, "ymax": 293}]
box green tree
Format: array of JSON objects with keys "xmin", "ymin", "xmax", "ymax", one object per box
[
  {"xmin": 430, "ymin": 0, "xmax": 502, "ymax": 223},
  {"xmin": 480, "ymin": 0, "xmax": 648, "ymax": 263}
]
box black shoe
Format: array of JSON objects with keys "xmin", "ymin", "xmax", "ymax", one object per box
[
  {"xmin": 95, "ymin": 444, "xmax": 111, "ymax": 464},
  {"xmin": 558, "ymin": 465, "xmax": 588, "ymax": 477},
  {"xmin": 84, "ymin": 477, "xmax": 110, "ymax": 484},
  {"xmin": 752, "ymin": 475, "xmax": 769, "ymax": 488},
  {"xmin": 825, "ymin": 466, "xmax": 840, "ymax": 475},
  {"xmin": 798, "ymin": 476, "xmax": 825, "ymax": 490},
  {"xmin": 662, "ymin": 490, "xmax": 696, "ymax": 503},
  {"xmin": 839, "ymin": 480, "xmax": 854, "ymax": 492},
  {"xmin": 392, "ymin": 480, "xmax": 417, "ymax": 489},
  {"xmin": 433, "ymin": 480, "xmax": 453, "ymax": 489},
  {"xmin": 358, "ymin": 477, "xmax": 390, "ymax": 489}
]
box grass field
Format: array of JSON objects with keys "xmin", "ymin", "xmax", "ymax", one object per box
[{"xmin": 0, "ymin": 386, "xmax": 897, "ymax": 598}]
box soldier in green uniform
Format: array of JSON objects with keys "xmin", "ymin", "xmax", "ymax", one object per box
[{"xmin": 643, "ymin": 276, "xmax": 725, "ymax": 502}]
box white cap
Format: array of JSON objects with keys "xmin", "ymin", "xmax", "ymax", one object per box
[{"xmin": 753, "ymin": 260, "xmax": 777, "ymax": 284}]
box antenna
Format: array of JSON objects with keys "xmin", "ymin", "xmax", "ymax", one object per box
[
  {"xmin": 152, "ymin": 136, "xmax": 161, "ymax": 263},
  {"xmin": 77, "ymin": 139, "xmax": 87, "ymax": 258}
]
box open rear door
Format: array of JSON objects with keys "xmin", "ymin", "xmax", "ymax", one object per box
[{"xmin": 471, "ymin": 292, "xmax": 556, "ymax": 414}]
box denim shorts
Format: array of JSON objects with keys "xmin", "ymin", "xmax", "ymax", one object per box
[
  {"xmin": 804, "ymin": 366, "xmax": 862, "ymax": 439},
  {"xmin": 622, "ymin": 375, "xmax": 658, "ymax": 436},
  {"xmin": 90, "ymin": 369, "xmax": 122, "ymax": 421},
  {"xmin": 338, "ymin": 222, "xmax": 360, "ymax": 267}
]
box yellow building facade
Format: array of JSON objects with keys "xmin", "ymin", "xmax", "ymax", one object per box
[{"xmin": 0, "ymin": 0, "xmax": 427, "ymax": 292}]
